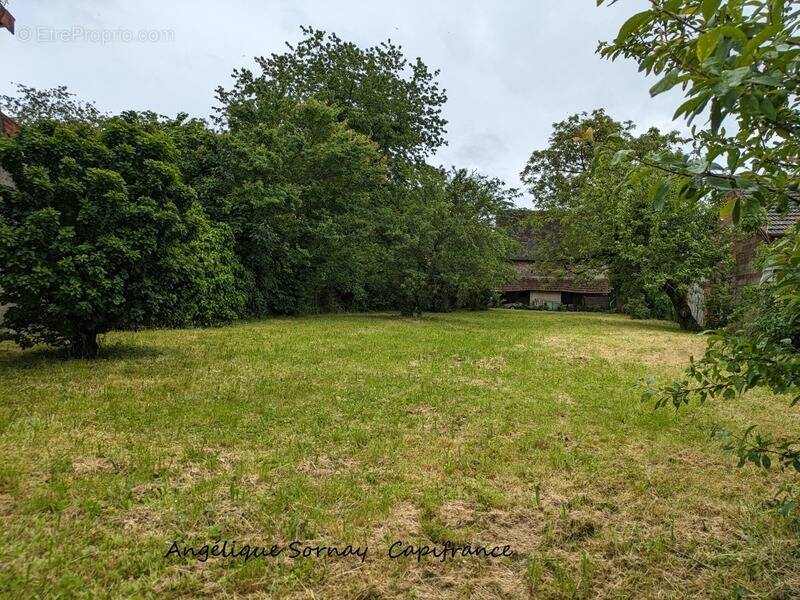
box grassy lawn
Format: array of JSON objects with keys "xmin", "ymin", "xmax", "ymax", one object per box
[{"xmin": 1, "ymin": 310, "xmax": 798, "ymax": 598}]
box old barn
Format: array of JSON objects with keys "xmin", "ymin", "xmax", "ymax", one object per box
[{"xmin": 498, "ymin": 209, "xmax": 611, "ymax": 310}]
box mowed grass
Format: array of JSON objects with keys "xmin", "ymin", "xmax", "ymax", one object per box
[{"xmin": 0, "ymin": 311, "xmax": 798, "ymax": 599}]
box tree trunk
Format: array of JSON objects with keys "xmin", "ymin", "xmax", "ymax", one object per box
[
  {"xmin": 71, "ymin": 331, "xmax": 99, "ymax": 359},
  {"xmin": 663, "ymin": 283, "xmax": 701, "ymax": 331}
]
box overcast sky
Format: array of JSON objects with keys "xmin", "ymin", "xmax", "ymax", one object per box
[{"xmin": 0, "ymin": 0, "xmax": 690, "ymax": 206}]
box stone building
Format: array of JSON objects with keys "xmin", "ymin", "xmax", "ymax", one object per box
[{"xmin": 687, "ymin": 203, "xmax": 798, "ymax": 327}]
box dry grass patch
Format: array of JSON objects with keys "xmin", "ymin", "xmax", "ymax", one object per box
[
  {"xmin": 297, "ymin": 455, "xmax": 358, "ymax": 478},
  {"xmin": 542, "ymin": 327, "xmax": 709, "ymax": 369},
  {"xmin": 72, "ymin": 456, "xmax": 117, "ymax": 475}
]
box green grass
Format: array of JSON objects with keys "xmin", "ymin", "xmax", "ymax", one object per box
[{"xmin": 0, "ymin": 310, "xmax": 798, "ymax": 598}]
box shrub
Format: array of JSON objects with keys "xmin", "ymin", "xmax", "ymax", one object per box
[
  {"xmin": 0, "ymin": 117, "xmax": 245, "ymax": 357},
  {"xmin": 623, "ymin": 296, "xmax": 652, "ymax": 320}
]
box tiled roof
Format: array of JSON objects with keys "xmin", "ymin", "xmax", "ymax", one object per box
[
  {"xmin": 497, "ymin": 208, "xmax": 561, "ymax": 261},
  {"xmin": 765, "ymin": 203, "xmax": 800, "ymax": 238},
  {"xmin": 501, "ymin": 274, "xmax": 610, "ymax": 295}
]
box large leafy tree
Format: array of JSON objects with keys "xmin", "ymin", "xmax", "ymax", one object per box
[
  {"xmin": 384, "ymin": 166, "xmax": 516, "ymax": 316},
  {"xmin": 165, "ymin": 100, "xmax": 388, "ymax": 315},
  {"xmin": 521, "ymin": 109, "xmax": 634, "ymax": 208},
  {"xmin": 0, "ymin": 117, "xmax": 245, "ymax": 357},
  {"xmin": 598, "ymin": 1, "xmax": 799, "ymax": 489},
  {"xmin": 215, "ymin": 27, "xmax": 448, "ymax": 165},
  {"xmin": 523, "ymin": 111, "xmax": 729, "ymax": 329}
]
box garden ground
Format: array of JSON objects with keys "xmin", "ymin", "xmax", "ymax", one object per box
[{"xmin": 0, "ymin": 311, "xmax": 798, "ymax": 598}]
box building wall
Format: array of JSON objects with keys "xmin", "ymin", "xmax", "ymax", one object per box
[
  {"xmin": 529, "ymin": 291, "xmax": 561, "ymax": 306},
  {"xmin": 732, "ymin": 234, "xmax": 764, "ymax": 302},
  {"xmin": 582, "ymin": 294, "xmax": 611, "ymax": 309},
  {"xmin": 687, "ymin": 282, "xmax": 706, "ymax": 328}
]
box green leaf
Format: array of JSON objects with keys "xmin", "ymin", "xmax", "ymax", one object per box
[
  {"xmin": 720, "ymin": 194, "xmax": 738, "ymax": 220},
  {"xmin": 741, "ymin": 94, "xmax": 760, "ymax": 114},
  {"xmin": 615, "ymin": 10, "xmax": 653, "ymax": 44},
  {"xmin": 673, "ymin": 96, "xmax": 699, "ymax": 120},
  {"xmin": 687, "ymin": 159, "xmax": 709, "ymax": 175},
  {"xmin": 737, "ymin": 25, "xmax": 779, "ymax": 66},
  {"xmin": 769, "ymin": 0, "xmax": 785, "ymax": 25},
  {"xmin": 727, "ymin": 148, "xmax": 740, "ymax": 172},
  {"xmin": 761, "ymin": 96, "xmax": 777, "ymax": 121},
  {"xmin": 710, "ymin": 99, "xmax": 724, "ymax": 133},
  {"xmin": 701, "ymin": 0, "xmax": 722, "ymax": 20},
  {"xmin": 611, "ymin": 149, "xmax": 635, "ymax": 165},
  {"xmin": 649, "ymin": 69, "xmax": 681, "ymax": 97},
  {"xmin": 697, "ymin": 29, "xmax": 723, "ymax": 61},
  {"xmin": 717, "ymin": 25, "xmax": 748, "ymax": 45},
  {"xmin": 651, "ymin": 179, "xmax": 670, "ymax": 210},
  {"xmin": 732, "ymin": 194, "xmax": 741, "ymax": 223},
  {"xmin": 720, "ymin": 66, "xmax": 751, "ymax": 89}
]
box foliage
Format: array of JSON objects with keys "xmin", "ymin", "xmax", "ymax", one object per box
[
  {"xmin": 703, "ymin": 271, "xmax": 734, "ymax": 328},
  {"xmin": 599, "ymin": 0, "xmax": 799, "ymax": 217},
  {"xmin": 623, "ymin": 295, "xmax": 655, "ymax": 320},
  {"xmin": 165, "ymin": 100, "xmax": 388, "ymax": 315},
  {"xmin": 382, "ymin": 167, "xmax": 517, "ymax": 316},
  {"xmin": 181, "ymin": 24, "xmax": 511, "ymax": 318},
  {"xmin": 521, "ymin": 109, "xmax": 634, "ymax": 208},
  {"xmin": 0, "ymin": 29, "xmax": 511, "ymax": 338},
  {"xmin": 215, "ymin": 26, "xmax": 448, "ymax": 165},
  {"xmin": 0, "ymin": 83, "xmax": 105, "ymax": 124},
  {"xmin": 0, "ymin": 117, "xmax": 245, "ymax": 357},
  {"xmin": 600, "ymin": 0, "xmax": 799, "ymax": 493},
  {"xmin": 523, "ymin": 111, "xmax": 730, "ymax": 329}
]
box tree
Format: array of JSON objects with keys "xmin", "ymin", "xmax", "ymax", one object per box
[
  {"xmin": 0, "ymin": 83, "xmax": 105, "ymax": 124},
  {"xmin": 384, "ymin": 166, "xmax": 517, "ymax": 316},
  {"xmin": 215, "ymin": 27, "xmax": 448, "ymax": 165},
  {"xmin": 521, "ymin": 109, "xmax": 633, "ymax": 208},
  {"xmin": 522, "ymin": 111, "xmax": 729, "ymax": 329},
  {"xmin": 166, "ymin": 100, "xmax": 388, "ymax": 315},
  {"xmin": 0, "ymin": 117, "xmax": 245, "ymax": 357},
  {"xmin": 598, "ymin": 0, "xmax": 799, "ymax": 494}
]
